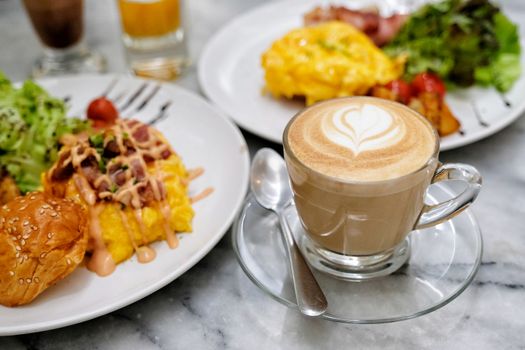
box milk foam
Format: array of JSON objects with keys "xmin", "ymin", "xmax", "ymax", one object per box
[
  {"xmin": 321, "ymin": 104, "xmax": 404, "ymax": 155},
  {"xmin": 286, "ymin": 97, "xmax": 437, "ymax": 182}
]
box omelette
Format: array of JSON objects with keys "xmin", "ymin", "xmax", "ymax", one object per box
[
  {"xmin": 261, "ymin": 21, "xmax": 404, "ymax": 105},
  {"xmin": 43, "ymin": 119, "xmax": 195, "ymax": 275}
]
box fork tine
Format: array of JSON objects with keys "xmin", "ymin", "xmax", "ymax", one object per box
[
  {"xmin": 102, "ymin": 77, "xmax": 119, "ymax": 97},
  {"xmin": 148, "ymin": 101, "xmax": 172, "ymax": 125},
  {"xmin": 135, "ymin": 84, "xmax": 161, "ymax": 112},
  {"xmin": 113, "ymin": 90, "xmax": 128, "ymax": 104},
  {"xmin": 119, "ymin": 82, "xmax": 149, "ymax": 112}
]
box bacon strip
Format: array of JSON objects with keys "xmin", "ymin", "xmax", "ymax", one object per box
[{"xmin": 304, "ymin": 6, "xmax": 408, "ymax": 46}]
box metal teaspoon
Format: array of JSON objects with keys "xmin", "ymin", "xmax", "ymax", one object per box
[{"xmin": 250, "ymin": 148, "xmax": 328, "ymax": 317}]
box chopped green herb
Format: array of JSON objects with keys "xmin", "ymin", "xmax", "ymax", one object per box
[
  {"xmin": 88, "ymin": 133, "xmax": 104, "ymax": 148},
  {"xmin": 121, "ymin": 164, "xmax": 129, "ymax": 170},
  {"xmin": 89, "ymin": 133, "xmax": 105, "ymax": 155},
  {"xmin": 110, "ymin": 183, "xmax": 118, "ymax": 193},
  {"xmin": 98, "ymin": 158, "xmax": 107, "ymax": 173}
]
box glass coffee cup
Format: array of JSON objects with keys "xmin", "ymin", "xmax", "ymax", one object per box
[{"xmin": 283, "ymin": 96, "xmax": 481, "ymax": 280}]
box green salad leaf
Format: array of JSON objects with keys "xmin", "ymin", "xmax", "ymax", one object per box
[
  {"xmin": 0, "ymin": 71, "xmax": 89, "ymax": 193},
  {"xmin": 385, "ymin": 0, "xmax": 521, "ymax": 91}
]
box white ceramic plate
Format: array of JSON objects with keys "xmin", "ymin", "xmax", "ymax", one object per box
[
  {"xmin": 0, "ymin": 74, "xmax": 250, "ymax": 336},
  {"xmin": 198, "ymin": 0, "xmax": 525, "ymax": 150}
]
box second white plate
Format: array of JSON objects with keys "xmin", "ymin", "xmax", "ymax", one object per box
[{"xmin": 198, "ymin": 0, "xmax": 525, "ymax": 150}]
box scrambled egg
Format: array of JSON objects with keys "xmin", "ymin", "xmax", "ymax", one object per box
[
  {"xmin": 43, "ymin": 155, "xmax": 194, "ymax": 264},
  {"xmin": 261, "ymin": 21, "xmax": 404, "ymax": 105}
]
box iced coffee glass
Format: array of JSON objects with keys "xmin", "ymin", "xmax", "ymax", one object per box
[{"xmin": 22, "ymin": 0, "xmax": 106, "ymax": 78}]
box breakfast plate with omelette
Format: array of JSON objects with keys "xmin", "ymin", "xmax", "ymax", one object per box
[
  {"xmin": 198, "ymin": 0, "xmax": 525, "ymax": 150},
  {"xmin": 0, "ymin": 74, "xmax": 250, "ymax": 335}
]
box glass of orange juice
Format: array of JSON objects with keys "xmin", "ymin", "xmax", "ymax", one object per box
[{"xmin": 117, "ymin": 0, "xmax": 189, "ymax": 80}]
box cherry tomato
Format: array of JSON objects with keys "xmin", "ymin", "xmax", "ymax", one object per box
[
  {"xmin": 87, "ymin": 97, "xmax": 118, "ymax": 128},
  {"xmin": 411, "ymin": 73, "xmax": 446, "ymax": 99},
  {"xmin": 384, "ymin": 79, "xmax": 412, "ymax": 104}
]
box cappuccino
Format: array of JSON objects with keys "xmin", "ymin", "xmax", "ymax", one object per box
[
  {"xmin": 284, "ymin": 97, "xmax": 439, "ymax": 258},
  {"xmin": 286, "ymin": 97, "xmax": 436, "ymax": 182},
  {"xmin": 283, "ymin": 97, "xmax": 481, "ymax": 279}
]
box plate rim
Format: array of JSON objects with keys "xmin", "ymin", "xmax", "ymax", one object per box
[
  {"xmin": 0, "ymin": 73, "xmax": 250, "ymax": 336},
  {"xmin": 198, "ymin": 0, "xmax": 525, "ymax": 149}
]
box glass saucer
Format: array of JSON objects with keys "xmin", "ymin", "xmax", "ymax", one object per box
[{"xmin": 232, "ymin": 182, "xmax": 483, "ymax": 324}]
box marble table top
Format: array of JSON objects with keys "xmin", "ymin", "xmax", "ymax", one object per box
[{"xmin": 0, "ymin": 0, "xmax": 524, "ymax": 349}]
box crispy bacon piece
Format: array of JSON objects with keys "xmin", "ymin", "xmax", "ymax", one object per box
[
  {"xmin": 130, "ymin": 159, "xmax": 146, "ymax": 181},
  {"xmin": 373, "ymin": 15, "xmax": 408, "ymax": 47},
  {"xmin": 132, "ymin": 124, "xmax": 150, "ymax": 143},
  {"xmin": 304, "ymin": 6, "xmax": 408, "ymax": 46}
]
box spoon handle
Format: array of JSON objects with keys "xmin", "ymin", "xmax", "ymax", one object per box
[{"xmin": 278, "ymin": 212, "xmax": 328, "ymax": 317}]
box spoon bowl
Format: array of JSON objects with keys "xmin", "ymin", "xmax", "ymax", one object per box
[{"xmin": 250, "ymin": 148, "xmax": 293, "ymax": 211}]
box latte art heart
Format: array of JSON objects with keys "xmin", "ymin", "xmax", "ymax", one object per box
[
  {"xmin": 321, "ymin": 104, "xmax": 404, "ymax": 155},
  {"xmin": 286, "ymin": 97, "xmax": 437, "ymax": 182}
]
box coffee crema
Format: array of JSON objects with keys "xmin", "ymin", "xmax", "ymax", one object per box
[{"xmin": 286, "ymin": 97, "xmax": 437, "ymax": 182}]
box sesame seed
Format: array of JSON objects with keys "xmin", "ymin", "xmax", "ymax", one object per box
[
  {"xmin": 18, "ymin": 278, "xmax": 23, "ymax": 285},
  {"xmin": 15, "ymin": 252, "xmax": 20, "ymax": 258},
  {"xmin": 42, "ymin": 204, "xmax": 51, "ymax": 209},
  {"xmin": 31, "ymin": 225, "xmax": 37, "ymax": 231},
  {"xmin": 15, "ymin": 245, "xmax": 21, "ymax": 251},
  {"xmin": 47, "ymin": 232, "xmax": 54, "ymax": 239},
  {"xmin": 39, "ymin": 209, "xmax": 45, "ymax": 215},
  {"xmin": 26, "ymin": 278, "xmax": 31, "ymax": 283},
  {"xmin": 9, "ymin": 271, "xmax": 14, "ymax": 276},
  {"xmin": 19, "ymin": 206, "xmax": 27, "ymax": 211},
  {"xmin": 11, "ymin": 236, "xmax": 16, "ymax": 241},
  {"xmin": 12, "ymin": 217, "xmax": 18, "ymax": 222},
  {"xmin": 51, "ymin": 212, "xmax": 58, "ymax": 217},
  {"xmin": 34, "ymin": 277, "xmax": 40, "ymax": 283},
  {"xmin": 2, "ymin": 205, "xmax": 7, "ymax": 210},
  {"xmin": 21, "ymin": 239, "xmax": 26, "ymax": 246},
  {"xmin": 66, "ymin": 258, "xmax": 72, "ymax": 265},
  {"xmin": 40, "ymin": 252, "xmax": 46, "ymax": 259},
  {"xmin": 30, "ymin": 196, "xmax": 36, "ymax": 200},
  {"xmin": 16, "ymin": 235, "xmax": 21, "ymax": 240},
  {"xmin": 23, "ymin": 220, "xmax": 29, "ymax": 226},
  {"xmin": 22, "ymin": 234, "xmax": 30, "ymax": 239}
]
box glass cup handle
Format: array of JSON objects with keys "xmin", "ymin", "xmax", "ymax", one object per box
[{"xmin": 415, "ymin": 163, "xmax": 482, "ymax": 230}]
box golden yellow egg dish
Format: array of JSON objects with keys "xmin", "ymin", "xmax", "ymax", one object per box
[
  {"xmin": 42, "ymin": 118, "xmax": 200, "ymax": 276},
  {"xmin": 44, "ymin": 155, "xmax": 193, "ymax": 264},
  {"xmin": 261, "ymin": 21, "xmax": 405, "ymax": 105}
]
